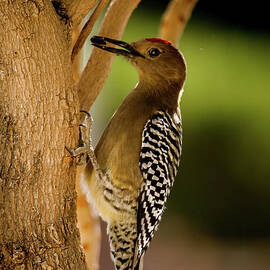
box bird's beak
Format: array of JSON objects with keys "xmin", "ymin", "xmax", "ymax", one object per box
[{"xmin": 90, "ymin": 36, "xmax": 145, "ymax": 58}]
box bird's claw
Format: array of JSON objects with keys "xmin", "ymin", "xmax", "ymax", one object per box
[
  {"xmin": 66, "ymin": 111, "xmax": 106, "ymax": 178},
  {"xmin": 65, "ymin": 146, "xmax": 76, "ymax": 156},
  {"xmin": 66, "ymin": 145, "xmax": 90, "ymax": 165},
  {"xmin": 79, "ymin": 110, "xmax": 93, "ymax": 147},
  {"xmin": 66, "ymin": 110, "xmax": 93, "ymax": 165}
]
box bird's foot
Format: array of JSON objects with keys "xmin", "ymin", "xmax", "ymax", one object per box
[
  {"xmin": 65, "ymin": 145, "xmax": 89, "ymax": 165},
  {"xmin": 66, "ymin": 111, "xmax": 107, "ymax": 182},
  {"xmin": 66, "ymin": 110, "xmax": 94, "ymax": 166}
]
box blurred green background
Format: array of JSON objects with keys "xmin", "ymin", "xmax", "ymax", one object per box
[{"xmin": 87, "ymin": 1, "xmax": 270, "ymax": 269}]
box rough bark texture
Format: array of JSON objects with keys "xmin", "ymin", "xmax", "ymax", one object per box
[{"xmin": 0, "ymin": 1, "xmax": 87, "ymax": 269}]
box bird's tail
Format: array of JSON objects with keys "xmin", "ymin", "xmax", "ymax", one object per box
[
  {"xmin": 133, "ymin": 256, "xmax": 143, "ymax": 270},
  {"xmin": 108, "ymin": 222, "xmax": 138, "ymax": 270}
]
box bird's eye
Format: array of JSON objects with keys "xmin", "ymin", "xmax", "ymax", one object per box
[{"xmin": 148, "ymin": 48, "xmax": 161, "ymax": 58}]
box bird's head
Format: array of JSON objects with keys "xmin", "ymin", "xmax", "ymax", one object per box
[{"xmin": 91, "ymin": 36, "xmax": 186, "ymax": 89}]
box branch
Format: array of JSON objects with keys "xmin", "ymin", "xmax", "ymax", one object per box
[
  {"xmin": 77, "ymin": 0, "xmax": 141, "ymax": 111},
  {"xmin": 72, "ymin": 25, "xmax": 83, "ymax": 83},
  {"xmin": 159, "ymin": 0, "xmax": 198, "ymax": 47},
  {"xmin": 66, "ymin": 0, "xmax": 98, "ymax": 28},
  {"xmin": 72, "ymin": 0, "xmax": 111, "ymax": 63}
]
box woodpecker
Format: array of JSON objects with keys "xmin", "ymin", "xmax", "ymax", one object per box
[{"xmin": 85, "ymin": 36, "xmax": 186, "ymax": 270}]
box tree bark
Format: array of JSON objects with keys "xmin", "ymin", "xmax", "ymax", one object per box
[{"xmin": 0, "ymin": 1, "xmax": 87, "ymax": 269}]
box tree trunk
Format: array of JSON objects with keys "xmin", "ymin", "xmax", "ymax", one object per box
[{"xmin": 0, "ymin": 1, "xmax": 87, "ymax": 269}]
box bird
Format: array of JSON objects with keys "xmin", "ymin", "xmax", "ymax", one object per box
[{"xmin": 84, "ymin": 35, "xmax": 186, "ymax": 270}]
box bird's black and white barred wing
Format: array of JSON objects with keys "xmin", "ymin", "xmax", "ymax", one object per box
[{"xmin": 134, "ymin": 110, "xmax": 182, "ymax": 265}]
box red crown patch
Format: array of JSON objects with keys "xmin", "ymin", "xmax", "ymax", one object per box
[{"xmin": 145, "ymin": 38, "xmax": 171, "ymax": 45}]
